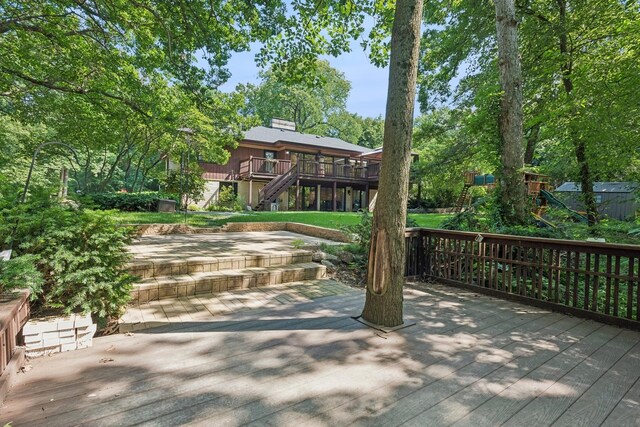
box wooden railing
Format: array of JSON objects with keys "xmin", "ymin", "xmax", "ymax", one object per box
[
  {"xmin": 0, "ymin": 291, "xmax": 30, "ymax": 378},
  {"xmin": 258, "ymin": 163, "xmax": 299, "ymax": 207},
  {"xmin": 298, "ymin": 159, "xmax": 379, "ymax": 181},
  {"xmin": 239, "ymin": 157, "xmax": 292, "ymax": 178},
  {"xmin": 366, "ymin": 162, "xmax": 380, "ymax": 179},
  {"xmin": 404, "ymin": 228, "xmax": 640, "ymax": 329},
  {"xmin": 239, "ymin": 157, "xmax": 380, "ymax": 181}
]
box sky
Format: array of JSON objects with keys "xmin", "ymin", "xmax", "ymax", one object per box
[{"xmin": 218, "ymin": 44, "xmax": 392, "ymax": 119}]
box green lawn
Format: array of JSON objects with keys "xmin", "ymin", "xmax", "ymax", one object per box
[{"xmin": 112, "ymin": 211, "xmax": 451, "ymax": 230}]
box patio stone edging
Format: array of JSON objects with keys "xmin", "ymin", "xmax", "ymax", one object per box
[
  {"xmin": 222, "ymin": 222, "xmax": 351, "ymax": 242},
  {"xmin": 22, "ymin": 312, "xmax": 96, "ymax": 357}
]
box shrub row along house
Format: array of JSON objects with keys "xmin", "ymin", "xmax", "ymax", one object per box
[{"xmin": 198, "ymin": 119, "xmax": 382, "ymax": 211}]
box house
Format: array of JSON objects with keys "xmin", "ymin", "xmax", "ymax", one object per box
[
  {"xmin": 198, "ymin": 119, "xmax": 381, "ymax": 211},
  {"xmin": 554, "ymin": 182, "xmax": 638, "ymax": 220}
]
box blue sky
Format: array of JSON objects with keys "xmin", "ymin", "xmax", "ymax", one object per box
[{"xmin": 218, "ymin": 45, "xmax": 391, "ymax": 119}]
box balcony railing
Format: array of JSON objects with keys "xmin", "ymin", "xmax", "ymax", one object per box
[
  {"xmin": 238, "ymin": 157, "xmax": 381, "ymax": 181},
  {"xmin": 239, "ymin": 157, "xmax": 292, "ymax": 178},
  {"xmin": 297, "ymin": 159, "xmax": 379, "ymax": 181}
]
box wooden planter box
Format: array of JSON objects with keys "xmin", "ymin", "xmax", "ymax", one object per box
[{"xmin": 0, "ymin": 290, "xmax": 30, "ymax": 405}]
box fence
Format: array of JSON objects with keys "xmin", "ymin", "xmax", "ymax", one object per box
[{"xmin": 404, "ymin": 228, "xmax": 640, "ymax": 329}]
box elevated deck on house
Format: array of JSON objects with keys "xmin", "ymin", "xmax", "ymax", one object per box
[
  {"xmin": 3, "ymin": 282, "xmax": 639, "ymax": 426},
  {"xmin": 238, "ymin": 157, "xmax": 380, "ymax": 184}
]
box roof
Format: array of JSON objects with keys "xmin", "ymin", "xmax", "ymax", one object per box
[
  {"xmin": 555, "ymin": 182, "xmax": 639, "ymax": 193},
  {"xmin": 242, "ymin": 126, "xmax": 370, "ymax": 154}
]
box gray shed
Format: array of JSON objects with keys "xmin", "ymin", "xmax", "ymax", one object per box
[{"xmin": 554, "ymin": 182, "xmax": 638, "ymax": 220}]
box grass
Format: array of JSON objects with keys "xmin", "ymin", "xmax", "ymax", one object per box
[{"xmin": 112, "ymin": 211, "xmax": 451, "ymax": 230}]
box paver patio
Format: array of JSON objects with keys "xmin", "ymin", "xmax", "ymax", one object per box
[
  {"xmin": 127, "ymin": 231, "xmax": 340, "ymax": 263},
  {"xmin": 3, "ymin": 282, "xmax": 639, "ymax": 426}
]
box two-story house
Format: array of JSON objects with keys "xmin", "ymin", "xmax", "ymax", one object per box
[{"xmin": 198, "ymin": 119, "xmax": 381, "ymax": 211}]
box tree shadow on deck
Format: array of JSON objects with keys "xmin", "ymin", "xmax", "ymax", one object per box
[{"xmin": 5, "ymin": 284, "xmax": 635, "ymax": 426}]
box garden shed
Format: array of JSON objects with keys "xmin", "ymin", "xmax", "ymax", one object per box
[{"xmin": 554, "ymin": 182, "xmax": 638, "ymax": 220}]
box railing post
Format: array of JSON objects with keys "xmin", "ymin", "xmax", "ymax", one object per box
[{"xmin": 249, "ymin": 156, "xmax": 253, "ymax": 176}]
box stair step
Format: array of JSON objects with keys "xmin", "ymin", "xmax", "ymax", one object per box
[
  {"xmin": 131, "ymin": 262, "xmax": 327, "ymax": 304},
  {"xmin": 127, "ymin": 252, "xmax": 313, "ymax": 279}
]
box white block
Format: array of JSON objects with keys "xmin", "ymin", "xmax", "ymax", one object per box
[
  {"xmin": 77, "ymin": 323, "xmax": 97, "ymax": 338},
  {"xmin": 74, "ymin": 314, "xmax": 93, "ymax": 328},
  {"xmin": 42, "ymin": 337, "xmax": 61, "ymax": 347},
  {"xmin": 42, "ymin": 330, "xmax": 60, "ymax": 340},
  {"xmin": 57, "ymin": 319, "xmax": 75, "ymax": 330},
  {"xmin": 58, "ymin": 328, "xmax": 76, "ymax": 338},
  {"xmin": 23, "ymin": 332, "xmax": 42, "ymax": 344},
  {"xmin": 23, "ymin": 321, "xmax": 57, "ymax": 334},
  {"xmin": 58, "ymin": 335, "xmax": 76, "ymax": 345},
  {"xmin": 60, "ymin": 342, "xmax": 78, "ymax": 352}
]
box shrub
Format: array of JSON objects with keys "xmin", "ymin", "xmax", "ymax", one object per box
[
  {"xmin": 88, "ymin": 192, "xmax": 177, "ymax": 212},
  {"xmin": 341, "ymin": 211, "xmax": 372, "ymax": 254},
  {"xmin": 1, "ymin": 199, "xmax": 135, "ymax": 319},
  {"xmin": 0, "ymin": 255, "xmax": 44, "ymax": 299},
  {"xmin": 162, "ymin": 167, "xmax": 206, "ymax": 207},
  {"xmin": 208, "ymin": 186, "xmax": 243, "ymax": 212}
]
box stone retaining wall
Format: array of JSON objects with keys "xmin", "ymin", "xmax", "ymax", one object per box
[
  {"xmin": 22, "ymin": 313, "xmax": 97, "ymax": 357},
  {"xmin": 222, "ymin": 222, "xmax": 351, "ymax": 243},
  {"xmin": 128, "ymin": 221, "xmax": 352, "ymax": 242}
]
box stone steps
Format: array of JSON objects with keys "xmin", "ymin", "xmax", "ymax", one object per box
[
  {"xmin": 126, "ymin": 252, "xmax": 313, "ymax": 279},
  {"xmin": 131, "ymin": 262, "xmax": 326, "ymax": 304}
]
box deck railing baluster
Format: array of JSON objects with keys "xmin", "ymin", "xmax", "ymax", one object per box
[{"xmin": 404, "ymin": 228, "xmax": 640, "ymax": 330}]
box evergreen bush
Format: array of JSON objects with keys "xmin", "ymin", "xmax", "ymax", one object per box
[{"xmin": 1, "ymin": 198, "xmax": 135, "ymax": 319}]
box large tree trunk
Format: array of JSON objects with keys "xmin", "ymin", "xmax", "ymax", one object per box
[
  {"xmin": 557, "ymin": 0, "xmax": 598, "ymax": 225},
  {"xmin": 494, "ymin": 0, "xmax": 528, "ymax": 225},
  {"xmin": 361, "ymin": 0, "xmax": 423, "ymax": 328}
]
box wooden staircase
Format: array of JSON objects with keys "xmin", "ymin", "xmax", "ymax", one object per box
[
  {"xmin": 454, "ymin": 184, "xmax": 472, "ymax": 213},
  {"xmin": 255, "ymin": 164, "xmax": 298, "ymax": 211}
]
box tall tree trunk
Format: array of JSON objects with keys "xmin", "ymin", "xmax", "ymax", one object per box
[
  {"xmin": 557, "ymin": 0, "xmax": 598, "ymax": 225},
  {"xmin": 524, "ymin": 121, "xmax": 541, "ymax": 165},
  {"xmin": 361, "ymin": 0, "xmax": 423, "ymax": 328},
  {"xmin": 494, "ymin": 0, "xmax": 528, "ymax": 225}
]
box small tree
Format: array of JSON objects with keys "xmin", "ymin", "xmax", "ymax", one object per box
[{"xmin": 163, "ymin": 166, "xmax": 206, "ymax": 209}]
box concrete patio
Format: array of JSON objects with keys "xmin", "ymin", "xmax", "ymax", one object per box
[{"xmin": 3, "ymin": 282, "xmax": 639, "ymax": 426}]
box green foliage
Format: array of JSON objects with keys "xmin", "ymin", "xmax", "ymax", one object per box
[
  {"xmin": 243, "ymin": 60, "xmax": 359, "ymax": 143},
  {"xmin": 411, "ymin": 109, "xmax": 496, "ymax": 208},
  {"xmin": 208, "ymin": 185, "xmax": 244, "ymax": 212},
  {"xmin": 441, "ymin": 196, "xmax": 640, "ymax": 244},
  {"xmin": 418, "ymin": 0, "xmax": 640, "ymax": 219},
  {"xmin": 1, "ymin": 199, "xmax": 134, "ymax": 318},
  {"xmin": 291, "ymin": 239, "xmax": 306, "ymax": 249},
  {"xmin": 88, "ymin": 192, "xmax": 177, "ymax": 212},
  {"xmin": 341, "ymin": 211, "xmax": 373, "ymax": 254},
  {"xmin": 0, "ymin": 255, "xmax": 44, "ymax": 299},
  {"xmin": 162, "ymin": 166, "xmax": 206, "ymax": 208}
]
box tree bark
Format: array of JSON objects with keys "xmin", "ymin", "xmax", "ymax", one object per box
[
  {"xmin": 524, "ymin": 121, "xmax": 541, "ymax": 165},
  {"xmin": 494, "ymin": 0, "xmax": 528, "ymax": 225},
  {"xmin": 361, "ymin": 0, "xmax": 423, "ymax": 328}
]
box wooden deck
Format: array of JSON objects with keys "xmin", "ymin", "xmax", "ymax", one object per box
[{"xmin": 2, "ymin": 283, "xmax": 640, "ymax": 426}]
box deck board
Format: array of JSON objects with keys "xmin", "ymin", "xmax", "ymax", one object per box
[
  {"xmin": 2, "ymin": 283, "xmax": 640, "ymax": 427},
  {"xmin": 450, "ymin": 323, "xmax": 618, "ymax": 427}
]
